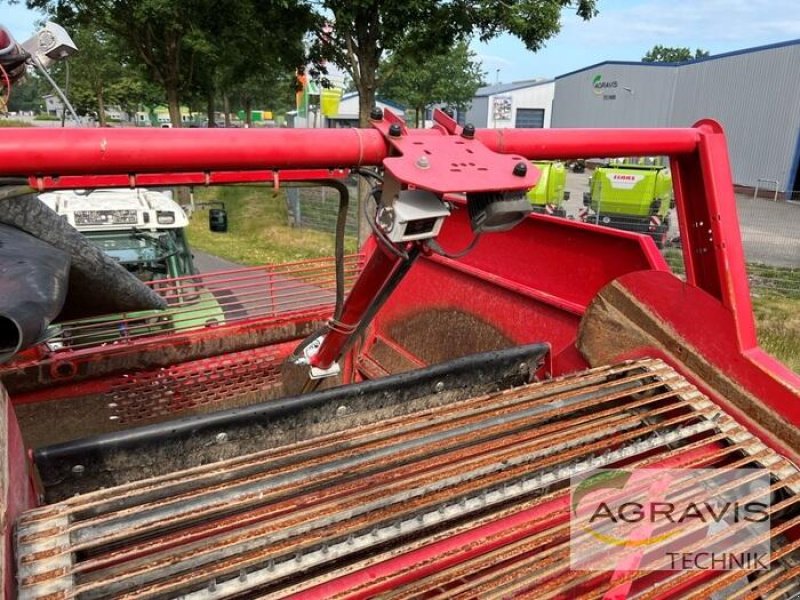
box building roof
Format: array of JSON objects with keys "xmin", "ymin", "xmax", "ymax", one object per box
[
  {"xmin": 474, "ymin": 79, "xmax": 553, "ymax": 97},
  {"xmin": 556, "ymin": 38, "xmax": 800, "ymax": 79}
]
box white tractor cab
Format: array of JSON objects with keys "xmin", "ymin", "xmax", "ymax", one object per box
[{"xmin": 38, "ymin": 188, "xmax": 197, "ymax": 282}]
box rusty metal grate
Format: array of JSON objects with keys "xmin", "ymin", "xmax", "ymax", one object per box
[
  {"xmin": 15, "ymin": 359, "xmax": 800, "ymax": 599},
  {"xmin": 104, "ymin": 345, "xmax": 286, "ymax": 424}
]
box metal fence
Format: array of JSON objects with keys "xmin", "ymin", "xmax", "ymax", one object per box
[
  {"xmin": 560, "ymin": 170, "xmax": 800, "ymax": 299},
  {"xmin": 285, "ymin": 184, "xmax": 360, "ymax": 236}
]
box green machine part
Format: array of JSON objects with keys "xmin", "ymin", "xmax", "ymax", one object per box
[
  {"xmin": 527, "ymin": 161, "xmax": 568, "ymax": 214},
  {"xmin": 587, "ymin": 160, "xmax": 673, "ymax": 218}
]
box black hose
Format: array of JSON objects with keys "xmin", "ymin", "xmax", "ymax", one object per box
[
  {"xmin": 281, "ymin": 178, "xmax": 349, "ymax": 324},
  {"xmin": 324, "ymin": 179, "xmax": 349, "ymax": 321}
]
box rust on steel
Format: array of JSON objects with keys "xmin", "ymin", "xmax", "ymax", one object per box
[{"xmin": 15, "ymin": 359, "xmax": 800, "ymax": 600}]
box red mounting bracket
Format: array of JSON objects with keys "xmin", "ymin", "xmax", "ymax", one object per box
[{"xmin": 370, "ymin": 109, "xmax": 540, "ymax": 194}]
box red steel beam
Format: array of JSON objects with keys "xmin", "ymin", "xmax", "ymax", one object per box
[
  {"xmin": 0, "ymin": 126, "xmax": 703, "ymax": 177},
  {"xmin": 474, "ymin": 127, "xmax": 702, "ymax": 160}
]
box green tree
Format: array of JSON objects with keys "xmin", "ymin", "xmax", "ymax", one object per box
[
  {"xmin": 380, "ymin": 42, "xmax": 485, "ymax": 127},
  {"xmin": 642, "ymin": 45, "xmax": 710, "ymax": 63},
  {"xmin": 312, "ymin": 1, "xmax": 598, "ymax": 126},
  {"xmin": 24, "ymin": 0, "xmax": 313, "ymax": 127},
  {"xmin": 59, "ymin": 24, "xmax": 159, "ymax": 125},
  {"xmin": 210, "ymin": 1, "xmax": 312, "ymax": 126},
  {"xmin": 6, "ymin": 72, "xmax": 49, "ymax": 113}
]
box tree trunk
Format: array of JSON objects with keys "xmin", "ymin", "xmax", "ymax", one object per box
[
  {"xmin": 244, "ymin": 97, "xmax": 252, "ymax": 127},
  {"xmin": 358, "ymin": 85, "xmax": 376, "ymax": 128},
  {"xmin": 97, "ymin": 88, "xmax": 107, "ymax": 127},
  {"xmin": 223, "ymin": 94, "xmax": 231, "ymax": 127},
  {"xmin": 415, "ymin": 107, "xmax": 420, "ymax": 128},
  {"xmin": 206, "ymin": 88, "xmax": 215, "ymax": 127},
  {"xmin": 166, "ymin": 85, "xmax": 182, "ymax": 128},
  {"xmin": 356, "ymin": 54, "xmax": 379, "ymax": 127}
]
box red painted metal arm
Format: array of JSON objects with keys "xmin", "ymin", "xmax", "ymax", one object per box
[
  {"xmin": 0, "ymin": 128, "xmax": 389, "ymax": 175},
  {"xmin": 310, "ymin": 245, "xmax": 406, "ymax": 370},
  {"xmin": 0, "ymin": 127, "xmax": 703, "ymax": 177},
  {"xmin": 474, "ymin": 127, "xmax": 702, "ymax": 160}
]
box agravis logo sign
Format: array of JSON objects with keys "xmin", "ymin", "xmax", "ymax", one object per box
[
  {"xmin": 570, "ymin": 468, "xmax": 771, "ymax": 571},
  {"xmin": 592, "ymin": 74, "xmax": 618, "ymax": 96}
]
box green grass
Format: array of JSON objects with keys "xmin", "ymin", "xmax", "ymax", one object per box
[
  {"xmin": 187, "ymin": 186, "xmax": 357, "ymax": 266},
  {"xmin": 663, "ymin": 248, "xmax": 800, "ymax": 368},
  {"xmin": 752, "ymin": 295, "xmax": 800, "ymax": 373},
  {"xmin": 0, "ymin": 119, "xmax": 32, "ymax": 127}
]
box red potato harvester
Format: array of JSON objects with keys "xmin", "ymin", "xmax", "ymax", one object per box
[{"xmin": 0, "ymin": 109, "xmax": 798, "ymax": 599}]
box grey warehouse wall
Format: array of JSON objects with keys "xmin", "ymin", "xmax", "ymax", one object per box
[
  {"xmin": 553, "ymin": 65, "xmax": 677, "ymax": 128},
  {"xmin": 670, "ymin": 45, "xmax": 800, "ymax": 191},
  {"xmin": 552, "ymin": 45, "xmax": 800, "ymax": 191},
  {"xmin": 465, "ymin": 97, "xmax": 489, "ymax": 128}
]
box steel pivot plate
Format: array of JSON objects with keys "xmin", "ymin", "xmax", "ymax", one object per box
[{"xmin": 372, "ymin": 108, "xmax": 540, "ymax": 195}]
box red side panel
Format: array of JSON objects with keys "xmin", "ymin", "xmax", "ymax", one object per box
[{"xmin": 1, "ymin": 385, "xmax": 33, "ymax": 599}]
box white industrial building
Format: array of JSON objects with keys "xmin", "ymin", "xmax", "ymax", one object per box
[{"xmin": 464, "ymin": 79, "xmax": 555, "ymax": 129}]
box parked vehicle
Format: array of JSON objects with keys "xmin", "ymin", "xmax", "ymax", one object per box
[
  {"xmin": 38, "ymin": 188, "xmax": 224, "ymax": 344},
  {"xmin": 581, "ymin": 156, "xmax": 674, "ymax": 247},
  {"xmin": 526, "ymin": 160, "xmax": 570, "ymax": 216}
]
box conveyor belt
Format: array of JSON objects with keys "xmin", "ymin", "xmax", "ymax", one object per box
[{"xmin": 15, "ymin": 359, "xmax": 800, "ymax": 599}]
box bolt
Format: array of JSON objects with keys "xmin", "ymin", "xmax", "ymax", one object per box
[
  {"xmin": 336, "ymin": 405, "xmax": 349, "ymax": 416},
  {"xmin": 388, "ymin": 123, "xmax": 402, "ymax": 137},
  {"xmin": 71, "ymin": 464, "xmax": 85, "ymax": 476},
  {"xmin": 461, "ymin": 123, "xmax": 475, "ymax": 139},
  {"xmin": 370, "ymin": 106, "xmax": 384, "ymax": 121},
  {"xmin": 518, "ymin": 362, "xmax": 528, "ymax": 374},
  {"xmin": 434, "ymin": 381, "xmax": 445, "ymax": 393},
  {"xmin": 416, "ymin": 155, "xmax": 430, "ymax": 169},
  {"xmin": 215, "ymin": 432, "xmax": 228, "ymax": 443},
  {"xmin": 513, "ymin": 161, "xmax": 528, "ymax": 177}
]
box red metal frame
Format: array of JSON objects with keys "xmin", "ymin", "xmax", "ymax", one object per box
[
  {"xmin": 0, "ymin": 114, "xmax": 750, "ymax": 328},
  {"xmin": 0, "ymin": 113, "xmax": 790, "ymax": 416},
  {"xmin": 27, "ymin": 168, "xmax": 350, "ymax": 192},
  {"xmin": 2, "ymin": 111, "xmax": 799, "ymax": 600}
]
